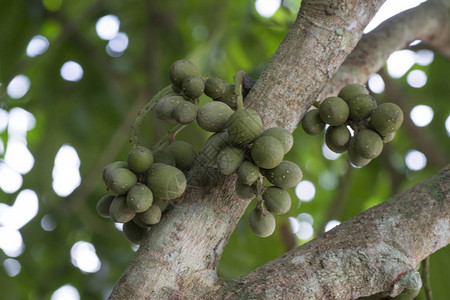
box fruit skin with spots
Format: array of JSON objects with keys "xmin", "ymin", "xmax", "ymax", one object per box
[
  {"xmin": 138, "ymin": 205, "xmax": 162, "ymax": 225},
  {"xmin": 123, "ymin": 221, "xmax": 147, "ymax": 244},
  {"xmin": 237, "ymin": 160, "xmax": 260, "ymax": 185},
  {"xmin": 216, "ymin": 145, "xmax": 245, "ymax": 175},
  {"xmin": 181, "ymin": 75, "xmax": 204, "ymax": 99},
  {"xmin": 127, "ymin": 145, "xmax": 153, "ymax": 174},
  {"xmin": 110, "ymin": 195, "xmax": 136, "ymax": 223},
  {"xmin": 369, "ymin": 103, "xmax": 404, "ymax": 136},
  {"xmin": 347, "ymin": 94, "xmax": 377, "ymax": 121},
  {"xmin": 145, "ymin": 163, "xmax": 187, "ymax": 200},
  {"xmin": 204, "ymin": 77, "xmax": 226, "ymax": 99},
  {"xmin": 347, "ymin": 137, "xmax": 372, "ymax": 167},
  {"xmin": 103, "ymin": 161, "xmax": 127, "ymax": 183},
  {"xmin": 262, "ymin": 186, "xmax": 291, "ymax": 215},
  {"xmin": 173, "ymin": 101, "xmax": 198, "ymax": 125},
  {"xmin": 261, "ymin": 127, "xmax": 294, "ymax": 154},
  {"xmin": 337, "ymin": 83, "xmax": 369, "ymax": 102},
  {"xmin": 353, "ymin": 129, "xmax": 383, "ymax": 159},
  {"xmin": 302, "ymin": 109, "xmax": 325, "ymax": 135},
  {"xmin": 152, "ymin": 149, "xmax": 176, "ymax": 166},
  {"xmin": 105, "ymin": 167, "xmax": 137, "ymax": 195},
  {"xmin": 250, "ymin": 136, "xmax": 284, "ymax": 169},
  {"xmin": 325, "ymin": 125, "xmax": 350, "ymax": 153},
  {"xmin": 196, "ymin": 101, "xmax": 234, "ymax": 132},
  {"xmin": 126, "ymin": 183, "xmax": 153, "ymax": 213},
  {"xmin": 235, "ymin": 181, "xmax": 256, "ymax": 200},
  {"xmin": 319, "ymin": 96, "xmax": 349, "ymax": 126},
  {"xmin": 248, "ymin": 207, "xmax": 276, "ymax": 237},
  {"xmin": 215, "ymin": 82, "xmax": 237, "ymax": 108},
  {"xmin": 168, "ymin": 59, "xmax": 201, "ymax": 89},
  {"xmin": 265, "ymin": 160, "xmax": 303, "ymax": 189},
  {"xmin": 201, "ymin": 131, "xmax": 229, "ymax": 167},
  {"xmin": 227, "ymin": 109, "xmax": 263, "ymax": 146},
  {"xmin": 167, "ymin": 141, "xmax": 197, "ymax": 172},
  {"xmin": 155, "ymin": 95, "xmax": 185, "ymax": 120}
]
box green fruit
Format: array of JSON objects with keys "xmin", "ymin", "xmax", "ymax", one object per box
[
  {"xmin": 261, "ymin": 127, "xmax": 294, "ymax": 154},
  {"xmin": 353, "ymin": 129, "xmax": 383, "ymax": 159},
  {"xmin": 262, "ymin": 186, "xmax": 291, "ymax": 215},
  {"xmin": 347, "ymin": 137, "xmax": 372, "ymax": 167},
  {"xmin": 369, "ymin": 103, "xmax": 404, "ymax": 135},
  {"xmin": 173, "ymin": 101, "xmax": 198, "ymax": 125},
  {"xmin": 145, "ymin": 163, "xmax": 187, "ymax": 200},
  {"xmin": 168, "ymin": 59, "xmax": 201, "ymax": 89},
  {"xmin": 132, "ymin": 215, "xmax": 151, "ymax": 228},
  {"xmin": 127, "ymin": 145, "xmax": 153, "ymax": 174},
  {"xmin": 105, "ymin": 168, "xmax": 137, "ymax": 195},
  {"xmin": 197, "ymin": 101, "xmax": 234, "ymax": 132},
  {"xmin": 216, "ymin": 145, "xmax": 245, "ymax": 175},
  {"xmin": 96, "ymin": 194, "xmax": 115, "ymax": 218},
  {"xmin": 237, "ymin": 161, "xmax": 260, "ymax": 185},
  {"xmin": 138, "ymin": 205, "xmax": 162, "ymax": 225},
  {"xmin": 382, "ymin": 131, "xmax": 395, "ymax": 144},
  {"xmin": 167, "ymin": 141, "xmax": 197, "ymax": 171},
  {"xmin": 204, "ymin": 77, "xmax": 226, "ymax": 99},
  {"xmin": 338, "ymin": 83, "xmax": 369, "ymax": 102},
  {"xmin": 201, "ymin": 131, "xmax": 229, "ymax": 167},
  {"xmin": 319, "ymin": 97, "xmax": 349, "ymax": 126},
  {"xmin": 153, "ymin": 198, "xmax": 169, "ymax": 212},
  {"xmin": 250, "ymin": 136, "xmax": 284, "ymax": 169},
  {"xmin": 152, "ymin": 149, "xmax": 176, "ymax": 166},
  {"xmin": 110, "ymin": 196, "xmax": 136, "ymax": 223},
  {"xmin": 123, "ymin": 221, "xmax": 147, "ymax": 244},
  {"xmin": 171, "ymin": 84, "xmax": 182, "ymax": 94},
  {"xmin": 325, "ymin": 125, "xmax": 350, "ymax": 153},
  {"xmin": 265, "ymin": 160, "xmax": 302, "ymax": 189},
  {"xmin": 182, "ymin": 75, "xmax": 205, "ymax": 99},
  {"xmin": 102, "ymin": 161, "xmax": 127, "ymax": 183},
  {"xmin": 348, "ymin": 94, "xmax": 377, "ymax": 121},
  {"xmin": 126, "ymin": 183, "xmax": 153, "ymax": 212},
  {"xmin": 227, "ymin": 109, "xmax": 263, "ymax": 146},
  {"xmin": 302, "ymin": 109, "xmax": 325, "ymax": 135},
  {"xmin": 215, "ymin": 82, "xmax": 237, "ymax": 108},
  {"xmin": 235, "ymin": 181, "xmax": 256, "ymax": 200},
  {"xmin": 248, "ymin": 207, "xmax": 276, "ymax": 237},
  {"xmin": 155, "ymin": 95, "xmax": 184, "ymax": 120}
]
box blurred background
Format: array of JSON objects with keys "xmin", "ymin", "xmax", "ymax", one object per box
[{"xmin": 0, "ymin": 0, "xmax": 449, "ymax": 299}]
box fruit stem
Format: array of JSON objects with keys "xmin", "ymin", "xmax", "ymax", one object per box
[
  {"xmin": 151, "ymin": 124, "xmax": 186, "ymax": 150},
  {"xmin": 312, "ymin": 101, "xmax": 321, "ymax": 108},
  {"xmin": 131, "ymin": 85, "xmax": 173, "ymax": 145},
  {"xmin": 233, "ymin": 70, "xmax": 246, "ymax": 110}
]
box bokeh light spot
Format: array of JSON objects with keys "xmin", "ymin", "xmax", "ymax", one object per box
[
  {"xmin": 325, "ymin": 220, "xmax": 341, "ymax": 232},
  {"xmin": 387, "ymin": 50, "xmax": 415, "ymax": 78},
  {"xmin": 52, "ymin": 144, "xmax": 81, "ymax": 197},
  {"xmin": 415, "ymin": 50, "xmax": 434, "ymax": 66},
  {"xmin": 406, "ymin": 70, "xmax": 427, "ymax": 88},
  {"xmin": 295, "ymin": 221, "xmax": 314, "ymax": 240},
  {"xmin": 70, "ymin": 241, "xmax": 101, "ymax": 273},
  {"xmin": 96, "ymin": 15, "xmax": 120, "ymax": 40},
  {"xmin": 0, "ymin": 163, "xmax": 23, "ymax": 194},
  {"xmin": 255, "ymin": 0, "xmax": 281, "ymax": 18},
  {"xmin": 368, "ymin": 73, "xmax": 385, "ymax": 94},
  {"xmin": 295, "ymin": 180, "xmax": 315, "ymax": 202},
  {"xmin": 60, "ymin": 61, "xmax": 83, "ymax": 82},
  {"xmin": 0, "ymin": 227, "xmax": 24, "ymax": 257},
  {"xmin": 51, "ymin": 284, "xmax": 80, "ymax": 300},
  {"xmin": 7, "ymin": 75, "xmax": 30, "ymax": 99},
  {"xmin": 405, "ymin": 150, "xmax": 427, "ymax": 171},
  {"xmin": 410, "ymin": 105, "xmax": 433, "ymax": 127},
  {"xmin": 3, "ymin": 258, "xmax": 21, "ymax": 277},
  {"xmin": 26, "ymin": 35, "xmax": 49, "ymax": 57}
]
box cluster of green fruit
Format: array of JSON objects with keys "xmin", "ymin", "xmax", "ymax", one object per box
[{"xmin": 301, "ymin": 83, "xmax": 404, "ymax": 167}]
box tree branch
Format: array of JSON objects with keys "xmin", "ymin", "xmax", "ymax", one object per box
[{"xmin": 217, "ymin": 167, "xmax": 449, "ymax": 299}]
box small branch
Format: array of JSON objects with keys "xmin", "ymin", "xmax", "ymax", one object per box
[
  {"xmin": 233, "ymin": 70, "xmax": 246, "ymax": 109},
  {"xmin": 150, "ymin": 123, "xmax": 186, "ymax": 150},
  {"xmin": 422, "ymin": 257, "xmax": 433, "ymax": 300}
]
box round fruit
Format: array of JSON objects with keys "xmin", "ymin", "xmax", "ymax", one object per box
[
  {"xmin": 105, "ymin": 167, "xmax": 137, "ymax": 195},
  {"xmin": 123, "ymin": 221, "xmax": 147, "ymax": 244},
  {"xmin": 96, "ymin": 194, "xmax": 115, "ymax": 218},
  {"xmin": 302, "ymin": 109, "xmax": 325, "ymax": 135},
  {"xmin": 237, "ymin": 161, "xmax": 260, "ymax": 185},
  {"xmin": 325, "ymin": 125, "xmax": 350, "ymax": 153},
  {"xmin": 347, "ymin": 137, "xmax": 371, "ymax": 167},
  {"xmin": 127, "ymin": 145, "xmax": 153, "ymax": 174},
  {"xmin": 171, "ymin": 84, "xmax": 182, "ymax": 94},
  {"xmin": 353, "ymin": 129, "xmax": 383, "ymax": 159},
  {"xmin": 153, "ymin": 198, "xmax": 169, "ymax": 212},
  {"xmin": 103, "ymin": 161, "xmax": 127, "ymax": 183},
  {"xmin": 155, "ymin": 95, "xmax": 185, "ymax": 120},
  {"xmin": 167, "ymin": 141, "xmax": 197, "ymax": 171},
  {"xmin": 235, "ymin": 181, "xmax": 256, "ymax": 200},
  {"xmin": 319, "ymin": 97, "xmax": 349, "ymax": 126},
  {"xmin": 182, "ymin": 75, "xmax": 205, "ymax": 99},
  {"xmin": 145, "ymin": 163, "xmax": 187, "ymax": 200},
  {"xmin": 201, "ymin": 131, "xmax": 229, "ymax": 167},
  {"xmin": 369, "ymin": 103, "xmax": 404, "ymax": 135},
  {"xmin": 138, "ymin": 205, "xmax": 162, "ymax": 225},
  {"xmin": 262, "ymin": 186, "xmax": 291, "ymax": 215},
  {"xmin": 197, "ymin": 101, "xmax": 234, "ymax": 132},
  {"xmin": 216, "ymin": 146, "xmax": 245, "ymax": 175},
  {"xmin": 250, "ymin": 136, "xmax": 284, "ymax": 169},
  {"xmin": 382, "ymin": 132, "xmax": 395, "ymax": 144},
  {"xmin": 126, "ymin": 183, "xmax": 153, "ymax": 213},
  {"xmin": 265, "ymin": 160, "xmax": 302, "ymax": 189},
  {"xmin": 248, "ymin": 207, "xmax": 276, "ymax": 237},
  {"xmin": 261, "ymin": 127, "xmax": 294, "ymax": 154},
  {"xmin": 173, "ymin": 101, "xmax": 198, "ymax": 125},
  {"xmin": 152, "ymin": 149, "xmax": 176, "ymax": 166},
  {"xmin": 168, "ymin": 59, "xmax": 201, "ymax": 89},
  {"xmin": 227, "ymin": 109, "xmax": 263, "ymax": 146},
  {"xmin": 110, "ymin": 196, "xmax": 136, "ymax": 223},
  {"xmin": 215, "ymin": 82, "xmax": 237, "ymax": 108},
  {"xmin": 132, "ymin": 215, "xmax": 151, "ymax": 228},
  {"xmin": 348, "ymin": 94, "xmax": 377, "ymax": 121},
  {"xmin": 204, "ymin": 77, "xmax": 226, "ymax": 99},
  {"xmin": 338, "ymin": 83, "xmax": 369, "ymax": 102}
]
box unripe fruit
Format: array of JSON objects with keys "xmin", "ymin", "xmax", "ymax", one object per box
[
  {"xmin": 173, "ymin": 101, "xmax": 198, "ymax": 125},
  {"xmin": 204, "ymin": 77, "xmax": 226, "ymax": 99},
  {"xmin": 126, "ymin": 183, "xmax": 153, "ymax": 213},
  {"xmin": 145, "ymin": 163, "xmax": 187, "ymax": 200},
  {"xmin": 201, "ymin": 131, "xmax": 229, "ymax": 167},
  {"xmin": 325, "ymin": 125, "xmax": 350, "ymax": 153},
  {"xmin": 110, "ymin": 196, "xmax": 136, "ymax": 223},
  {"xmin": 155, "ymin": 95, "xmax": 184, "ymax": 120},
  {"xmin": 103, "ymin": 161, "xmax": 127, "ymax": 183},
  {"xmin": 182, "ymin": 75, "xmax": 205, "ymax": 99},
  {"xmin": 302, "ymin": 109, "xmax": 325, "ymax": 135},
  {"xmin": 168, "ymin": 59, "xmax": 201, "ymax": 89},
  {"xmin": 197, "ymin": 101, "xmax": 234, "ymax": 132},
  {"xmin": 171, "ymin": 84, "xmax": 182, "ymax": 94},
  {"xmin": 237, "ymin": 161, "xmax": 260, "ymax": 185},
  {"xmin": 235, "ymin": 181, "xmax": 257, "ymax": 200},
  {"xmin": 250, "ymin": 136, "xmax": 284, "ymax": 169},
  {"xmin": 96, "ymin": 194, "xmax": 115, "ymax": 218},
  {"xmin": 123, "ymin": 221, "xmax": 147, "ymax": 244},
  {"xmin": 105, "ymin": 168, "xmax": 137, "ymax": 195},
  {"xmin": 249, "ymin": 207, "xmax": 276, "ymax": 237},
  {"xmin": 132, "ymin": 215, "xmax": 151, "ymax": 228},
  {"xmin": 338, "ymin": 83, "xmax": 369, "ymax": 102},
  {"xmin": 215, "ymin": 82, "xmax": 237, "ymax": 108},
  {"xmin": 347, "ymin": 137, "xmax": 372, "ymax": 167},
  {"xmin": 152, "ymin": 149, "xmax": 176, "ymax": 166},
  {"xmin": 262, "ymin": 186, "xmax": 291, "ymax": 215},
  {"xmin": 216, "ymin": 145, "xmax": 245, "ymax": 175},
  {"xmin": 353, "ymin": 129, "xmax": 383, "ymax": 159},
  {"xmin": 227, "ymin": 109, "xmax": 263, "ymax": 146},
  {"xmin": 382, "ymin": 131, "xmax": 395, "ymax": 144},
  {"xmin": 138, "ymin": 205, "xmax": 162, "ymax": 225},
  {"xmin": 348, "ymin": 94, "xmax": 377, "ymax": 121},
  {"xmin": 319, "ymin": 97, "xmax": 349, "ymax": 126},
  {"xmin": 167, "ymin": 141, "xmax": 197, "ymax": 171},
  {"xmin": 153, "ymin": 198, "xmax": 169, "ymax": 212},
  {"xmin": 265, "ymin": 160, "xmax": 302, "ymax": 189},
  {"xmin": 261, "ymin": 127, "xmax": 294, "ymax": 154},
  {"xmin": 127, "ymin": 145, "xmax": 153, "ymax": 174},
  {"xmin": 369, "ymin": 103, "xmax": 404, "ymax": 135}
]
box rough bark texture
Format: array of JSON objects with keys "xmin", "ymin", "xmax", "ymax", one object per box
[{"xmin": 109, "ymin": 1, "xmax": 450, "ymax": 299}]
